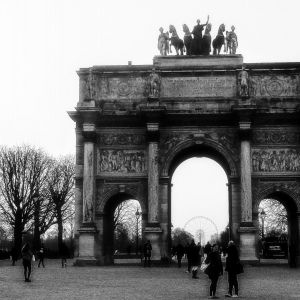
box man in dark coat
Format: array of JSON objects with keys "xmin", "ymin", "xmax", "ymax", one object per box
[
  {"xmin": 143, "ymin": 240, "xmax": 152, "ymax": 267},
  {"xmin": 204, "ymin": 241, "xmax": 212, "ymax": 256},
  {"xmin": 38, "ymin": 243, "xmax": 46, "ymax": 268},
  {"xmin": 59, "ymin": 242, "xmax": 69, "ymax": 268},
  {"xmin": 225, "ymin": 240, "xmax": 240, "ymax": 298},
  {"xmin": 11, "ymin": 246, "xmax": 18, "ymax": 266},
  {"xmin": 175, "ymin": 241, "xmax": 185, "ymax": 268}
]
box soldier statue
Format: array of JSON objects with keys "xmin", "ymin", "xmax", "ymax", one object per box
[
  {"xmin": 158, "ymin": 27, "xmax": 169, "ymax": 56},
  {"xmin": 227, "ymin": 26, "xmax": 238, "ymax": 54}
]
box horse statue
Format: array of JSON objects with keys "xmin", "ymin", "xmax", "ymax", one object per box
[
  {"xmin": 212, "ymin": 24, "xmax": 225, "ymax": 55},
  {"xmin": 202, "ymin": 23, "xmax": 212, "ymax": 55},
  {"xmin": 182, "ymin": 24, "xmax": 193, "ymax": 56},
  {"xmin": 169, "ymin": 25, "xmax": 184, "ymax": 55}
]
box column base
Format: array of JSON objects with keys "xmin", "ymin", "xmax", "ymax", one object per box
[
  {"xmin": 74, "ymin": 222, "xmax": 99, "ymax": 265},
  {"xmin": 144, "ymin": 225, "xmax": 163, "ymax": 261},
  {"xmin": 238, "ymin": 226, "xmax": 260, "ymax": 265}
]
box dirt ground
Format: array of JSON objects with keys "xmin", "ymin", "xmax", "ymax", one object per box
[{"xmin": 0, "ymin": 259, "xmax": 299, "ymax": 300}]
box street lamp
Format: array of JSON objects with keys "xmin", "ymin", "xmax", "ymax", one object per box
[
  {"xmin": 260, "ymin": 209, "xmax": 266, "ymax": 240},
  {"xmin": 135, "ymin": 210, "xmax": 142, "ymax": 256}
]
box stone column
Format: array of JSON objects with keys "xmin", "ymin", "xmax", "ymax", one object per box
[
  {"xmin": 237, "ymin": 120, "xmax": 259, "ymax": 263},
  {"xmin": 240, "ymin": 121, "xmax": 252, "ymax": 224},
  {"xmin": 144, "ymin": 123, "xmax": 163, "ymax": 262},
  {"xmin": 148, "ymin": 123, "xmax": 159, "ymax": 223},
  {"xmin": 75, "ymin": 123, "xmax": 99, "ymax": 266}
]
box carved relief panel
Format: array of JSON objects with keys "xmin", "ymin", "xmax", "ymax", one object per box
[
  {"xmin": 98, "ymin": 134, "xmax": 146, "ymax": 146},
  {"xmin": 97, "ymin": 149, "xmax": 147, "ymax": 174},
  {"xmin": 248, "ymin": 75, "xmax": 300, "ymax": 97},
  {"xmin": 252, "ymin": 149, "xmax": 300, "ymax": 173},
  {"xmin": 252, "ymin": 131, "xmax": 300, "ymax": 173},
  {"xmin": 92, "ymin": 76, "xmax": 147, "ymax": 100},
  {"xmin": 159, "ymin": 131, "xmax": 240, "ymax": 167}
]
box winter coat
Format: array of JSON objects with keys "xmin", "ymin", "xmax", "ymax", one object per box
[
  {"xmin": 143, "ymin": 243, "xmax": 152, "ymax": 258},
  {"xmin": 225, "ymin": 244, "xmax": 240, "ymax": 274},
  {"xmin": 59, "ymin": 244, "xmax": 69, "ymax": 256},
  {"xmin": 190, "ymin": 242, "xmax": 201, "ymax": 266},
  {"xmin": 175, "ymin": 243, "xmax": 185, "ymax": 258},
  {"xmin": 21, "ymin": 248, "xmax": 33, "ymax": 261},
  {"xmin": 205, "ymin": 251, "xmax": 223, "ymax": 279}
]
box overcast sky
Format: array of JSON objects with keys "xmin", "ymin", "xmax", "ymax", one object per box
[{"xmin": 1, "ymin": 0, "xmax": 299, "ymax": 233}]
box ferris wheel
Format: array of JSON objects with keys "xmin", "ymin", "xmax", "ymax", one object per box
[{"xmin": 184, "ymin": 216, "xmax": 218, "ymax": 245}]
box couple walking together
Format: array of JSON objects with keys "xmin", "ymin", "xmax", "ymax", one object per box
[{"xmin": 204, "ymin": 241, "xmax": 241, "ymax": 299}]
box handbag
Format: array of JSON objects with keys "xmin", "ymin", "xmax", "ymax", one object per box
[
  {"xmin": 200, "ymin": 260, "xmax": 210, "ymax": 272},
  {"xmin": 236, "ymin": 262, "xmax": 244, "ymax": 274}
]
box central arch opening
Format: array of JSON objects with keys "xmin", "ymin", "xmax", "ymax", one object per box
[{"xmin": 171, "ymin": 157, "xmax": 229, "ymax": 247}]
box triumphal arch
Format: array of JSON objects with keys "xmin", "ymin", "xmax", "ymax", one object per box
[{"xmin": 68, "ymin": 55, "xmax": 300, "ymax": 265}]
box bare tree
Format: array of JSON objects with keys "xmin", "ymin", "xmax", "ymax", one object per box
[
  {"xmin": 0, "ymin": 145, "xmax": 52, "ymax": 255},
  {"xmin": 45, "ymin": 155, "xmax": 75, "ymax": 251},
  {"xmin": 114, "ymin": 200, "xmax": 142, "ymax": 253},
  {"xmin": 259, "ymin": 198, "xmax": 288, "ymax": 236}
]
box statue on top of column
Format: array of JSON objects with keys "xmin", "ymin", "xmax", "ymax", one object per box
[{"xmin": 158, "ymin": 27, "xmax": 170, "ymax": 56}]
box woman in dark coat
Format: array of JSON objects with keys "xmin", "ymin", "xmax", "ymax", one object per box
[
  {"xmin": 205, "ymin": 243, "xmax": 223, "ymax": 299},
  {"xmin": 225, "ymin": 240, "xmax": 240, "ymax": 297},
  {"xmin": 190, "ymin": 239, "xmax": 200, "ymax": 279},
  {"xmin": 21, "ymin": 243, "xmax": 33, "ymax": 282}
]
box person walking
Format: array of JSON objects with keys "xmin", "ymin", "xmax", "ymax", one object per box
[
  {"xmin": 11, "ymin": 246, "xmax": 18, "ymax": 266},
  {"xmin": 225, "ymin": 240, "xmax": 240, "ymax": 298},
  {"xmin": 59, "ymin": 242, "xmax": 69, "ymax": 268},
  {"xmin": 185, "ymin": 241, "xmax": 192, "ymax": 273},
  {"xmin": 175, "ymin": 241, "xmax": 185, "ymax": 268},
  {"xmin": 21, "ymin": 243, "xmax": 33, "ymax": 282},
  {"xmin": 143, "ymin": 240, "xmax": 152, "ymax": 267},
  {"xmin": 204, "ymin": 241, "xmax": 212, "ymax": 257},
  {"xmin": 289, "ymin": 241, "xmax": 297, "ymax": 268},
  {"xmin": 190, "ymin": 239, "xmax": 201, "ymax": 279},
  {"xmin": 205, "ymin": 243, "xmax": 223, "ymax": 299},
  {"xmin": 38, "ymin": 243, "xmax": 46, "ymax": 268}
]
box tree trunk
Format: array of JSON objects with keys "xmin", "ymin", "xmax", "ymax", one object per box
[
  {"xmin": 14, "ymin": 208, "xmax": 23, "ymax": 258},
  {"xmin": 57, "ymin": 204, "xmax": 63, "ymax": 251}
]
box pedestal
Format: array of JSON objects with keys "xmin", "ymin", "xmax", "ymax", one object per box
[
  {"xmin": 238, "ymin": 226, "xmax": 259, "ymax": 265},
  {"xmin": 144, "ymin": 225, "xmax": 163, "ymax": 264},
  {"xmin": 74, "ymin": 223, "xmax": 99, "ymax": 266}
]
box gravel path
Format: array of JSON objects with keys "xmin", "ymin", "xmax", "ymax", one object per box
[{"xmin": 0, "ymin": 259, "xmax": 299, "ymax": 300}]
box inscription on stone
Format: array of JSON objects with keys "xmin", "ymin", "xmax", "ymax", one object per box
[{"xmin": 160, "ymin": 76, "xmax": 236, "ymax": 98}]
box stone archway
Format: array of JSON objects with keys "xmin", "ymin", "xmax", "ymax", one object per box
[
  {"xmin": 69, "ymin": 55, "xmax": 300, "ymax": 265},
  {"xmin": 252, "ymin": 184, "xmax": 300, "ymax": 253},
  {"xmin": 92, "ymin": 189, "xmax": 146, "ymax": 265}
]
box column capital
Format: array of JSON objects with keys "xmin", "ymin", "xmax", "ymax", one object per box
[
  {"xmin": 82, "ymin": 123, "xmax": 97, "ymax": 143},
  {"xmin": 147, "ymin": 123, "xmax": 160, "ymax": 143},
  {"xmin": 238, "ymin": 121, "xmax": 252, "ymax": 141}
]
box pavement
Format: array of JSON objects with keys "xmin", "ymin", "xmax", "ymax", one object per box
[{"xmin": 0, "ymin": 259, "xmax": 299, "ymax": 300}]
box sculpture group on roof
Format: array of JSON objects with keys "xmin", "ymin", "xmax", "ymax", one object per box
[{"xmin": 157, "ymin": 16, "xmax": 238, "ymax": 56}]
